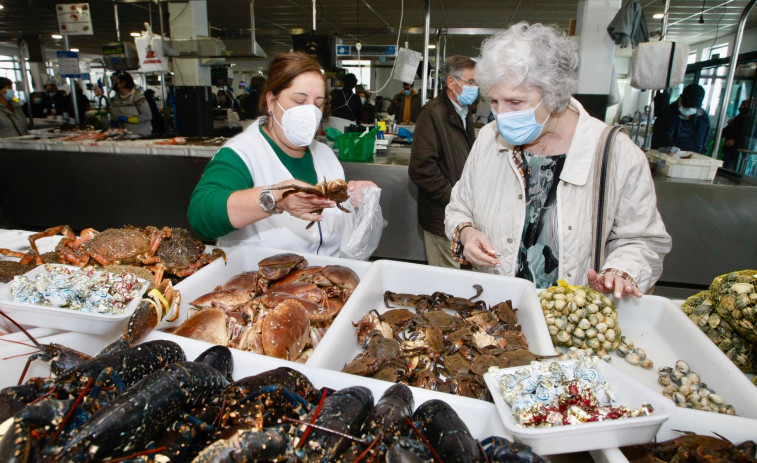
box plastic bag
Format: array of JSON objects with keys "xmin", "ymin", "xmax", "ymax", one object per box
[
  {"xmin": 339, "ymin": 185, "xmax": 385, "ymax": 260},
  {"xmin": 135, "ymin": 23, "xmax": 170, "ymax": 73},
  {"xmin": 630, "ymin": 41, "xmax": 689, "ymax": 90},
  {"xmin": 394, "ymin": 47, "xmax": 422, "ymax": 84}
]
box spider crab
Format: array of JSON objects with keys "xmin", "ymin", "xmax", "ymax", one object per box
[
  {"xmin": 270, "ymin": 178, "xmax": 351, "ymax": 229},
  {"xmin": 0, "ymin": 225, "xmax": 225, "ymax": 285}
]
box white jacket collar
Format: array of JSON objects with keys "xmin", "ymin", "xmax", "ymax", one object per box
[{"xmin": 560, "ymin": 97, "xmax": 596, "ymax": 187}]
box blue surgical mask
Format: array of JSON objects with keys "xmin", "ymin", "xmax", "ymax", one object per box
[
  {"xmin": 360, "ymin": 97, "xmax": 366, "ymax": 105},
  {"xmin": 454, "ymin": 78, "xmax": 479, "ymax": 106},
  {"xmin": 403, "ymin": 89, "xmax": 411, "ymax": 96},
  {"xmin": 495, "ymin": 99, "xmax": 551, "ymax": 146},
  {"xmin": 4, "ymin": 89, "xmax": 15, "ymax": 101}
]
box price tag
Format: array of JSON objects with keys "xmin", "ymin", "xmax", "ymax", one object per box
[{"xmin": 57, "ymin": 51, "xmax": 80, "ymax": 78}]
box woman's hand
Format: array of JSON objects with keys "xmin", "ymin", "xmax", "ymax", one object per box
[
  {"xmin": 587, "ymin": 269, "xmax": 642, "ymax": 299},
  {"xmin": 273, "ymin": 179, "xmax": 336, "ymax": 223},
  {"xmin": 347, "ymin": 180, "xmax": 377, "ymax": 207},
  {"xmin": 461, "ymin": 228, "xmax": 500, "ymax": 267}
]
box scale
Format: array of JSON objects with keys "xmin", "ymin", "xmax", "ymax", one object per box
[{"xmin": 102, "ymin": 42, "xmax": 139, "ymax": 71}]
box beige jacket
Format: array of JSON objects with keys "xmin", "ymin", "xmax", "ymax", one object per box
[{"xmin": 445, "ymin": 98, "xmax": 671, "ymax": 292}]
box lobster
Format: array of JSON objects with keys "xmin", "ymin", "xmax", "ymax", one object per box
[
  {"xmin": 411, "ymin": 399, "xmax": 485, "ymax": 463},
  {"xmin": 0, "ymin": 339, "xmax": 187, "ymax": 463},
  {"xmin": 340, "ymin": 383, "xmax": 415, "ymax": 462},
  {"xmin": 481, "ymin": 436, "xmax": 549, "ymax": 463},
  {"xmin": 53, "ymin": 361, "xmax": 231, "ymax": 462}
]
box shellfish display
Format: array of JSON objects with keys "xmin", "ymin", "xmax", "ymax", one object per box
[
  {"xmin": 167, "ymin": 252, "xmax": 360, "ymax": 362},
  {"xmin": 539, "ymin": 280, "xmax": 621, "ymax": 354}
]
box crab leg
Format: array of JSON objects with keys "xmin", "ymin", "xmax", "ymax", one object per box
[{"xmin": 27, "ymin": 225, "xmax": 77, "ymax": 255}]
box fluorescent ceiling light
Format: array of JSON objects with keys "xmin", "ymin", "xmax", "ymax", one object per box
[
  {"xmin": 70, "ymin": 48, "xmax": 79, "ymax": 52},
  {"xmin": 0, "ymin": 5, "xmax": 5, "ymax": 9},
  {"xmin": 130, "ymin": 32, "xmax": 141, "ymax": 37},
  {"xmin": 52, "ymin": 34, "xmax": 63, "ymax": 39},
  {"xmin": 653, "ymin": 13, "xmax": 665, "ymax": 19},
  {"xmin": 428, "ymin": 44, "xmax": 436, "ymax": 49}
]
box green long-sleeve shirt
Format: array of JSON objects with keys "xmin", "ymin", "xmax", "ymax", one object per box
[{"xmin": 187, "ymin": 125, "xmax": 318, "ymax": 240}]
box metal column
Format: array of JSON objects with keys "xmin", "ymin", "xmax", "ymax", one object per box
[
  {"xmin": 63, "ymin": 35, "xmax": 81, "ymax": 124},
  {"xmin": 18, "ymin": 41, "xmax": 34, "ymax": 129},
  {"xmin": 114, "ymin": 2, "xmax": 121, "ymax": 42},
  {"xmin": 421, "ymin": 0, "xmax": 430, "ymax": 105},
  {"xmin": 711, "ymin": 0, "xmax": 756, "ymax": 158},
  {"xmin": 433, "ymin": 29, "xmax": 441, "ymax": 98}
]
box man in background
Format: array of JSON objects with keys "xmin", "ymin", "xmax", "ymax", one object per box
[
  {"xmin": 409, "ymin": 56, "xmax": 477, "ymax": 268},
  {"xmin": 389, "ymin": 82, "xmax": 421, "ymax": 124},
  {"xmin": 722, "ymin": 97, "xmax": 754, "ymax": 170},
  {"xmin": 652, "ymin": 83, "xmax": 710, "ymax": 154}
]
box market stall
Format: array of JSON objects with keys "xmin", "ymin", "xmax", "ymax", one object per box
[{"xmin": 1, "ymin": 228, "xmax": 756, "ymax": 462}]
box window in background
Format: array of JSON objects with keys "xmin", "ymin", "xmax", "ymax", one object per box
[
  {"xmin": 687, "ymin": 51, "xmax": 698, "ymax": 64},
  {"xmin": 709, "ymin": 44, "xmax": 728, "ymax": 60},
  {"xmin": 342, "ymin": 59, "xmax": 371, "ymax": 89},
  {"xmin": 0, "ymin": 55, "xmax": 25, "ymax": 101}
]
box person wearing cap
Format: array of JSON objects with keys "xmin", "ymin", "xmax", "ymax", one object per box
[
  {"xmin": 409, "ymin": 55, "xmax": 478, "ymax": 268},
  {"xmin": 357, "ymin": 87, "xmax": 376, "ymax": 125},
  {"xmin": 0, "ymin": 77, "xmax": 28, "ymax": 137},
  {"xmin": 651, "ymin": 83, "xmax": 710, "ymax": 154},
  {"xmin": 388, "ymin": 82, "xmax": 421, "ymax": 124}
]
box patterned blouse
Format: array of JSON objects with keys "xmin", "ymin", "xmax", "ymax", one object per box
[{"xmin": 516, "ymin": 151, "xmax": 567, "ymax": 288}]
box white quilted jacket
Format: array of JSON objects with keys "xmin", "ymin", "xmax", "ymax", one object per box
[{"xmin": 445, "ymin": 98, "xmax": 671, "ymax": 292}]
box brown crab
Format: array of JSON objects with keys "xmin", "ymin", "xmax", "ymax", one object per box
[{"xmin": 270, "ymin": 178, "xmax": 351, "ymax": 229}]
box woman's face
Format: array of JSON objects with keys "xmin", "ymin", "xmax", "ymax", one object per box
[
  {"xmin": 266, "ymin": 71, "xmax": 325, "ymax": 148},
  {"xmin": 1, "ymin": 85, "xmax": 12, "ymax": 99},
  {"xmin": 488, "ymin": 82, "xmax": 550, "ymax": 124}
]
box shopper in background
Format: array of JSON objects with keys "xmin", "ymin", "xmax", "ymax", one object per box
[
  {"xmin": 651, "ymin": 83, "xmax": 710, "ymax": 154},
  {"xmin": 389, "ymin": 82, "xmax": 421, "ymax": 124},
  {"xmin": 188, "ymin": 52, "xmax": 378, "ymax": 254},
  {"xmin": 143, "ymin": 89, "xmax": 164, "ymax": 134},
  {"xmin": 357, "ymin": 87, "xmax": 376, "ymax": 125},
  {"xmin": 328, "ymin": 73, "xmax": 362, "ymax": 130},
  {"xmin": 445, "ymin": 22, "xmax": 671, "ymax": 297},
  {"xmin": 44, "ymin": 80, "xmax": 71, "ymax": 118},
  {"xmin": 239, "ymin": 75, "xmax": 266, "ymax": 120},
  {"xmin": 0, "ymin": 77, "xmax": 28, "ymax": 137},
  {"xmin": 109, "ymin": 71, "xmax": 153, "ymax": 136},
  {"xmin": 722, "ymin": 97, "xmax": 754, "ymax": 171},
  {"xmin": 409, "ymin": 55, "xmax": 478, "ymax": 269},
  {"xmin": 69, "ymin": 81, "xmax": 91, "ymax": 122}
]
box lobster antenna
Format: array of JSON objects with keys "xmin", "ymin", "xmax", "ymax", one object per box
[
  {"xmin": 283, "ymin": 416, "xmax": 367, "ymax": 444},
  {"xmin": 0, "ymin": 309, "xmax": 42, "ymax": 347}
]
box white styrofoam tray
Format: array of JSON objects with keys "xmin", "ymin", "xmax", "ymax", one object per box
[
  {"xmin": 162, "ymin": 245, "xmax": 372, "ymax": 330},
  {"xmin": 484, "ymin": 359, "xmax": 676, "ymax": 455},
  {"xmin": 0, "ymin": 264, "xmax": 149, "ymax": 336},
  {"xmin": 0, "ymin": 330, "xmax": 509, "ymax": 444},
  {"xmin": 308, "ymin": 259, "xmax": 557, "ymax": 377},
  {"xmin": 588, "ymin": 295, "xmax": 757, "ymax": 462}
]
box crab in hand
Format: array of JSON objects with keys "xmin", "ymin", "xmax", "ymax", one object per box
[{"xmin": 270, "ymin": 178, "xmax": 351, "ymax": 228}]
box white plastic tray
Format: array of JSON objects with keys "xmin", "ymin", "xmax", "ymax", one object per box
[
  {"xmin": 308, "ymin": 259, "xmax": 556, "ymax": 378},
  {"xmin": 484, "ymin": 359, "xmax": 676, "ymax": 455},
  {"xmin": 163, "ymin": 245, "xmax": 372, "ymax": 330},
  {"xmin": 0, "ymin": 330, "xmax": 509, "ymax": 443},
  {"xmin": 0, "ymin": 265, "xmax": 149, "ymax": 336},
  {"xmin": 590, "ymin": 295, "xmax": 757, "ymax": 462}
]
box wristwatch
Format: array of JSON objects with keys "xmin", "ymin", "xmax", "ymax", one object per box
[{"xmin": 258, "ymin": 188, "xmax": 279, "ymax": 214}]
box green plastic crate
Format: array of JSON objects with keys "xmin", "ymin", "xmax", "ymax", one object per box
[{"xmin": 337, "ymin": 128, "xmax": 377, "ymax": 162}]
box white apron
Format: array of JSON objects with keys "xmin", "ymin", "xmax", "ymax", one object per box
[{"xmin": 218, "ymin": 117, "xmax": 347, "ymax": 256}]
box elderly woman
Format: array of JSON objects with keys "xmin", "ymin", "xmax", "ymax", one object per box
[{"xmin": 445, "ymin": 23, "xmax": 671, "ymax": 298}]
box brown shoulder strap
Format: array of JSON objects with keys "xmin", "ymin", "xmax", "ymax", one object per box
[{"xmin": 591, "ymin": 125, "xmax": 629, "ymax": 272}]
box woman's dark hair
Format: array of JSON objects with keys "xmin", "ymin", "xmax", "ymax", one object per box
[
  {"xmin": 114, "ymin": 71, "xmax": 136, "ymax": 90},
  {"xmin": 261, "ymin": 52, "xmax": 325, "ymax": 115},
  {"xmin": 0, "ymin": 77, "xmax": 12, "ymax": 89}
]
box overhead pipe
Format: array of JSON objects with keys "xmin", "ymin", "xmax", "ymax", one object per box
[
  {"xmin": 421, "ymin": 0, "xmax": 430, "ymax": 105},
  {"xmin": 711, "ymin": 0, "xmax": 756, "ymax": 159}
]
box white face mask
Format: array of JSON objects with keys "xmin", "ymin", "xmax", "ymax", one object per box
[
  {"xmin": 679, "ymin": 106, "xmax": 698, "ymax": 117},
  {"xmin": 273, "ymin": 100, "xmax": 322, "ymax": 147}
]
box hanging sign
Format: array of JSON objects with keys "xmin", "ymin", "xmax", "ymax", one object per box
[
  {"xmin": 336, "ymin": 44, "xmax": 397, "ymax": 57},
  {"xmin": 57, "ymin": 51, "xmax": 81, "ymax": 78},
  {"xmin": 56, "ymin": 3, "xmax": 93, "ymax": 36}
]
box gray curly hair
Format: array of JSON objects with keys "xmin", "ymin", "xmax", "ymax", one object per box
[{"xmin": 476, "ymin": 22, "xmax": 579, "ymax": 113}]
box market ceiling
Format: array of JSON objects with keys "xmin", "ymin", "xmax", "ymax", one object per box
[{"xmin": 0, "ymin": 0, "xmax": 755, "ymax": 59}]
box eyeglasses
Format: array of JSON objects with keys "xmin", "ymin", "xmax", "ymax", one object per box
[{"xmin": 454, "ymin": 76, "xmax": 477, "ymax": 86}]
